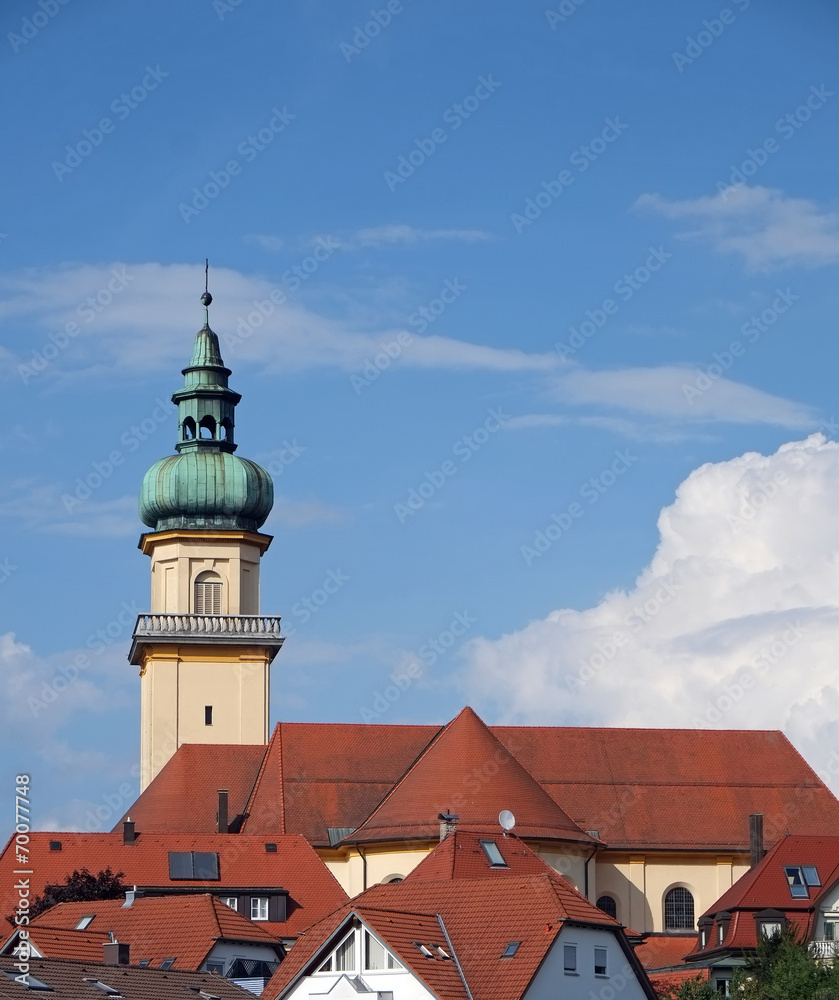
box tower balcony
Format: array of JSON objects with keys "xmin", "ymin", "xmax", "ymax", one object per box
[{"xmin": 128, "ymin": 613, "xmax": 284, "ymax": 664}]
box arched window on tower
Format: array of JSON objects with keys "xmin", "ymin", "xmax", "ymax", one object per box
[
  {"xmin": 199, "ymin": 415, "xmax": 216, "ymax": 440},
  {"xmin": 664, "ymin": 887, "xmax": 695, "ymax": 930},
  {"xmin": 220, "ymin": 418, "xmax": 232, "ymax": 441},
  {"xmin": 182, "ymin": 417, "xmax": 196, "ymax": 441},
  {"xmin": 194, "ymin": 571, "xmax": 223, "ymax": 615},
  {"xmin": 596, "ymin": 895, "xmax": 618, "ymax": 920}
]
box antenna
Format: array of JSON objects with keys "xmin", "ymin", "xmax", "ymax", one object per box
[{"xmin": 499, "ymin": 809, "xmax": 516, "ymax": 835}]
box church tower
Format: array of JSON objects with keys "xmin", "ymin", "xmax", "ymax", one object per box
[{"xmin": 130, "ymin": 284, "xmax": 283, "ymax": 791}]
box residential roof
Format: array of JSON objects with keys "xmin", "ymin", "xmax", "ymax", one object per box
[
  {"xmin": 263, "ymin": 870, "xmax": 650, "ymax": 1000},
  {"xmin": 687, "ymin": 834, "xmax": 839, "ymax": 960},
  {"xmin": 404, "ymin": 829, "xmax": 563, "ymax": 882},
  {"xmin": 343, "ymin": 708, "xmax": 595, "ymax": 845},
  {"xmin": 2, "ymin": 894, "xmax": 282, "ymax": 971},
  {"xmin": 0, "ymin": 833, "xmax": 347, "ymax": 939},
  {"xmin": 633, "ymin": 934, "xmax": 699, "ymax": 970},
  {"xmin": 0, "ymin": 956, "xmax": 258, "ymax": 999},
  {"xmin": 114, "ymin": 711, "xmax": 839, "ymax": 854}
]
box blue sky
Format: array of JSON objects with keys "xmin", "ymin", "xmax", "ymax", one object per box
[{"xmin": 3, "ymin": 0, "xmax": 839, "ymax": 829}]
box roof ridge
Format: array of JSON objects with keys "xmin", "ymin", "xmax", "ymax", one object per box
[{"xmin": 238, "ymin": 726, "xmax": 278, "ymax": 833}]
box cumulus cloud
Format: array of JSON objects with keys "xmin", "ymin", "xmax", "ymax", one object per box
[
  {"xmin": 458, "ymin": 434, "xmax": 839, "ymax": 791},
  {"xmin": 635, "ymin": 185, "xmax": 839, "ymax": 271},
  {"xmin": 339, "ymin": 224, "xmax": 493, "ymax": 248}
]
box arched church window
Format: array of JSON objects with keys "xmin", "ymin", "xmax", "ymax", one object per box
[
  {"xmin": 194, "ymin": 571, "xmax": 223, "ymax": 615},
  {"xmin": 199, "ymin": 415, "xmax": 216, "ymax": 439},
  {"xmin": 182, "ymin": 417, "xmax": 196, "ymax": 441},
  {"xmin": 596, "ymin": 895, "xmax": 618, "ymax": 920},
  {"xmin": 664, "ymin": 887, "xmax": 695, "ymax": 930}
]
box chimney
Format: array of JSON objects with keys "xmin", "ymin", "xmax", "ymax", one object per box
[
  {"xmin": 122, "ymin": 818, "xmax": 136, "ymax": 845},
  {"xmin": 217, "ymin": 789, "xmax": 229, "ymax": 835},
  {"xmin": 122, "ymin": 887, "xmax": 143, "ymax": 908},
  {"xmin": 749, "ymin": 814, "xmax": 764, "ymax": 868},
  {"xmin": 103, "ymin": 941, "xmax": 130, "ymax": 966},
  {"xmin": 438, "ymin": 812, "xmax": 459, "ymax": 841}
]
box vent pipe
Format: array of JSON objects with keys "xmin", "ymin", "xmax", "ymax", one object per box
[{"xmin": 749, "ymin": 814, "xmax": 764, "ymax": 868}]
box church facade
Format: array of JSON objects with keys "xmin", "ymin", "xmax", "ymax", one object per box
[{"xmin": 124, "ymin": 301, "xmax": 839, "ymax": 937}]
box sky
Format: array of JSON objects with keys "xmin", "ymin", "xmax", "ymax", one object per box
[{"xmin": 2, "ymin": 0, "xmax": 839, "ymax": 830}]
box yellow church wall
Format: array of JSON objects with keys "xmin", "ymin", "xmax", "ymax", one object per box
[
  {"xmin": 139, "ymin": 645, "xmax": 269, "ymax": 789},
  {"xmin": 593, "ymin": 852, "xmax": 750, "ymax": 932}
]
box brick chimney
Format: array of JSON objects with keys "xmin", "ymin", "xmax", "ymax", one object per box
[
  {"xmin": 122, "ymin": 818, "xmax": 136, "ymax": 845},
  {"xmin": 749, "ymin": 814, "xmax": 764, "ymax": 868},
  {"xmin": 438, "ymin": 812, "xmax": 459, "ymax": 841}
]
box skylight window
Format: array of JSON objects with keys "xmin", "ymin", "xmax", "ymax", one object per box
[
  {"xmin": 501, "ymin": 942, "xmax": 521, "ymax": 958},
  {"xmin": 803, "ymin": 866, "xmax": 821, "ymax": 886},
  {"xmin": 414, "ymin": 943, "xmax": 435, "ymax": 958},
  {"xmin": 75, "ymin": 915, "xmax": 95, "ymax": 930},
  {"xmin": 160, "ymin": 958, "xmax": 177, "ymax": 970},
  {"xmin": 785, "ymin": 867, "xmax": 811, "ymax": 899},
  {"xmin": 479, "ymin": 839, "xmax": 508, "ymax": 868},
  {"xmin": 82, "ymin": 980, "xmax": 122, "ymax": 996},
  {"xmin": 3, "ymin": 970, "xmax": 52, "ymax": 991}
]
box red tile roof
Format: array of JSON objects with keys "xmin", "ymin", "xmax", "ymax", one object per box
[
  {"xmin": 494, "ymin": 726, "xmax": 839, "ymax": 850},
  {"xmin": 0, "ymin": 832, "xmax": 347, "ymax": 939},
  {"xmin": 687, "ymin": 834, "xmax": 839, "ymax": 959},
  {"xmin": 120, "ymin": 743, "xmax": 266, "ymax": 834},
  {"xmin": 263, "ymin": 871, "xmax": 650, "ymax": 1000},
  {"xmin": 347, "ymin": 708, "xmax": 595, "ymax": 845},
  {"xmin": 113, "ymin": 712, "xmax": 839, "ymax": 855},
  {"xmin": 404, "ymin": 830, "xmax": 562, "ymax": 882},
  {"xmin": 2, "ymin": 894, "xmax": 282, "ymax": 971},
  {"xmin": 241, "ymin": 722, "xmax": 440, "ymax": 842},
  {"xmin": 0, "ymin": 956, "xmax": 260, "ymax": 999},
  {"xmin": 633, "ymin": 934, "xmax": 698, "ymax": 970}
]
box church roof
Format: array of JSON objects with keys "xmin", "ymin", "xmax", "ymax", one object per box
[
  {"xmin": 345, "ymin": 708, "xmax": 594, "ymax": 845},
  {"xmin": 116, "ymin": 710, "xmax": 839, "ymax": 853}
]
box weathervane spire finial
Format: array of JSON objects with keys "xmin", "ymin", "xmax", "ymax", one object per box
[{"xmin": 200, "ymin": 258, "xmax": 213, "ymax": 324}]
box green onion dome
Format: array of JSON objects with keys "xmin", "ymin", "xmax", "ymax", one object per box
[{"xmin": 138, "ymin": 313, "xmax": 274, "ymax": 533}]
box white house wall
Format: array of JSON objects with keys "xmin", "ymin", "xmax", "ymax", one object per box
[{"xmin": 524, "ymin": 926, "xmax": 648, "ymax": 1000}]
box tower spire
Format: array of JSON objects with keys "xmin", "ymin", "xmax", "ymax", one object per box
[{"xmin": 201, "ymin": 258, "xmax": 212, "ymax": 325}]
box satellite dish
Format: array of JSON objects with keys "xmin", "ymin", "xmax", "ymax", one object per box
[{"xmin": 499, "ymin": 809, "xmax": 516, "ymax": 832}]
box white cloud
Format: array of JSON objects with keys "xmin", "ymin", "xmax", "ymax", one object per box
[
  {"xmin": 506, "ymin": 413, "xmax": 710, "ymax": 443},
  {"xmin": 0, "ymin": 261, "xmax": 554, "ymax": 379},
  {"xmin": 341, "ymin": 224, "xmax": 493, "ymax": 248},
  {"xmin": 554, "ymin": 365, "xmax": 817, "ymax": 428},
  {"xmin": 0, "ymin": 481, "xmax": 140, "ymax": 537},
  {"xmin": 458, "ymin": 434, "xmax": 839, "ymax": 792},
  {"xmin": 244, "ymin": 234, "xmax": 284, "ymax": 253},
  {"xmin": 266, "ymin": 495, "xmax": 346, "ymax": 528},
  {"xmin": 635, "ymin": 185, "xmax": 839, "ymax": 270}
]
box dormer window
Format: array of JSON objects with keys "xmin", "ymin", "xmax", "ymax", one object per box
[
  {"xmin": 755, "ymin": 909, "xmax": 786, "ymax": 940},
  {"xmin": 194, "ymin": 571, "xmax": 223, "ymax": 614}
]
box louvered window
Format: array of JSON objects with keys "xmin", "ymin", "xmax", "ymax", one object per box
[{"xmin": 194, "ymin": 572, "xmax": 222, "ymax": 614}]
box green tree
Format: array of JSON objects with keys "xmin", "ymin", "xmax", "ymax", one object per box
[
  {"xmin": 734, "ymin": 926, "xmax": 839, "ymax": 1000},
  {"xmin": 7, "ymin": 867, "xmax": 126, "ymax": 926}
]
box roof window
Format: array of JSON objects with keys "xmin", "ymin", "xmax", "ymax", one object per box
[
  {"xmin": 414, "ymin": 943, "xmax": 435, "ymax": 958},
  {"xmin": 785, "ymin": 866, "xmax": 819, "ymax": 899},
  {"xmin": 479, "ymin": 839, "xmax": 508, "ymax": 868},
  {"xmin": 160, "ymin": 958, "xmax": 176, "ymax": 970},
  {"xmin": 3, "ymin": 970, "xmax": 52, "ymax": 991},
  {"xmin": 75, "ymin": 915, "xmax": 95, "ymax": 930},
  {"xmin": 82, "ymin": 980, "xmax": 122, "ymax": 997},
  {"xmin": 501, "ymin": 942, "xmax": 521, "ymax": 958},
  {"xmin": 168, "ymin": 851, "xmax": 219, "ymax": 880},
  {"xmin": 265, "ymin": 843, "xmax": 277, "ymax": 852}
]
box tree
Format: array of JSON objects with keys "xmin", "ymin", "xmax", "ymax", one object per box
[
  {"xmin": 7, "ymin": 867, "xmax": 126, "ymax": 925},
  {"xmin": 654, "ymin": 973, "xmax": 716, "ymax": 999},
  {"xmin": 734, "ymin": 927, "xmax": 839, "ymax": 1000}
]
